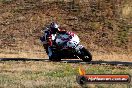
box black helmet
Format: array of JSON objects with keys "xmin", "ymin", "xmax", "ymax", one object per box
[{"xmin": 50, "ymin": 22, "xmax": 59, "ymax": 34}]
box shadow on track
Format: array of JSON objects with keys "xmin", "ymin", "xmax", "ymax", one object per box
[
  {"xmin": 0, "ymin": 58, "xmax": 47, "ymax": 61},
  {"xmin": 0, "ymin": 58, "xmax": 132, "ymax": 66}
]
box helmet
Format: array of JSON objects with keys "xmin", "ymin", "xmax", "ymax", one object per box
[{"xmin": 50, "ymin": 22, "xmax": 59, "ymax": 34}]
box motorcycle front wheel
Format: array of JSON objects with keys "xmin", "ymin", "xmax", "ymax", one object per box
[{"xmin": 78, "ymin": 48, "xmax": 92, "ymax": 62}]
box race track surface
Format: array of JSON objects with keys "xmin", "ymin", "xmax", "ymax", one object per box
[{"xmin": 0, "ymin": 58, "xmax": 132, "ymax": 66}]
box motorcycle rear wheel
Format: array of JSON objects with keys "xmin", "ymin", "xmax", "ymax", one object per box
[{"xmin": 49, "ymin": 52, "xmax": 61, "ymax": 61}]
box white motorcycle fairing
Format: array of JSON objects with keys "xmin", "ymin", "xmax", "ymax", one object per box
[{"xmin": 55, "ymin": 33, "xmax": 80, "ymax": 48}]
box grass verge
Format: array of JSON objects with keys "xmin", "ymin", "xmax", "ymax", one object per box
[{"xmin": 0, "ymin": 61, "xmax": 132, "ymax": 88}]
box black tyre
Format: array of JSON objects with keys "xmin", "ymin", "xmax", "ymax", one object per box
[
  {"xmin": 49, "ymin": 54, "xmax": 61, "ymax": 61},
  {"xmin": 46, "ymin": 47, "xmax": 61, "ymax": 61},
  {"xmin": 78, "ymin": 48, "xmax": 92, "ymax": 62}
]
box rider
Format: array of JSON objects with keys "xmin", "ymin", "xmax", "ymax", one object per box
[
  {"xmin": 40, "ymin": 22, "xmax": 80, "ymax": 58},
  {"xmin": 40, "ymin": 22, "xmax": 67, "ymax": 47}
]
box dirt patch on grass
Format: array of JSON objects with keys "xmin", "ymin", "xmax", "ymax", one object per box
[{"xmin": 93, "ymin": 52, "xmax": 132, "ymax": 62}]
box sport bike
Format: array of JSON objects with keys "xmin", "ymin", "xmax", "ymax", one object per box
[{"xmin": 42, "ymin": 33, "xmax": 92, "ymax": 62}]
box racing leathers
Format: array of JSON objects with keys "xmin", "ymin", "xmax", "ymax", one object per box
[{"xmin": 40, "ymin": 26, "xmax": 80, "ymax": 58}]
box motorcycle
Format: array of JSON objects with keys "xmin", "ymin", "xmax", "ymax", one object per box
[{"xmin": 41, "ymin": 32, "xmax": 92, "ymax": 62}]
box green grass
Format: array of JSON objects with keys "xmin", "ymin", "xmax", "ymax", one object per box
[{"xmin": 0, "ymin": 61, "xmax": 131, "ymax": 88}]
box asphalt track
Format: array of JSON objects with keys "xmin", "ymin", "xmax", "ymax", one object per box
[{"xmin": 0, "ymin": 58, "xmax": 132, "ymax": 66}]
